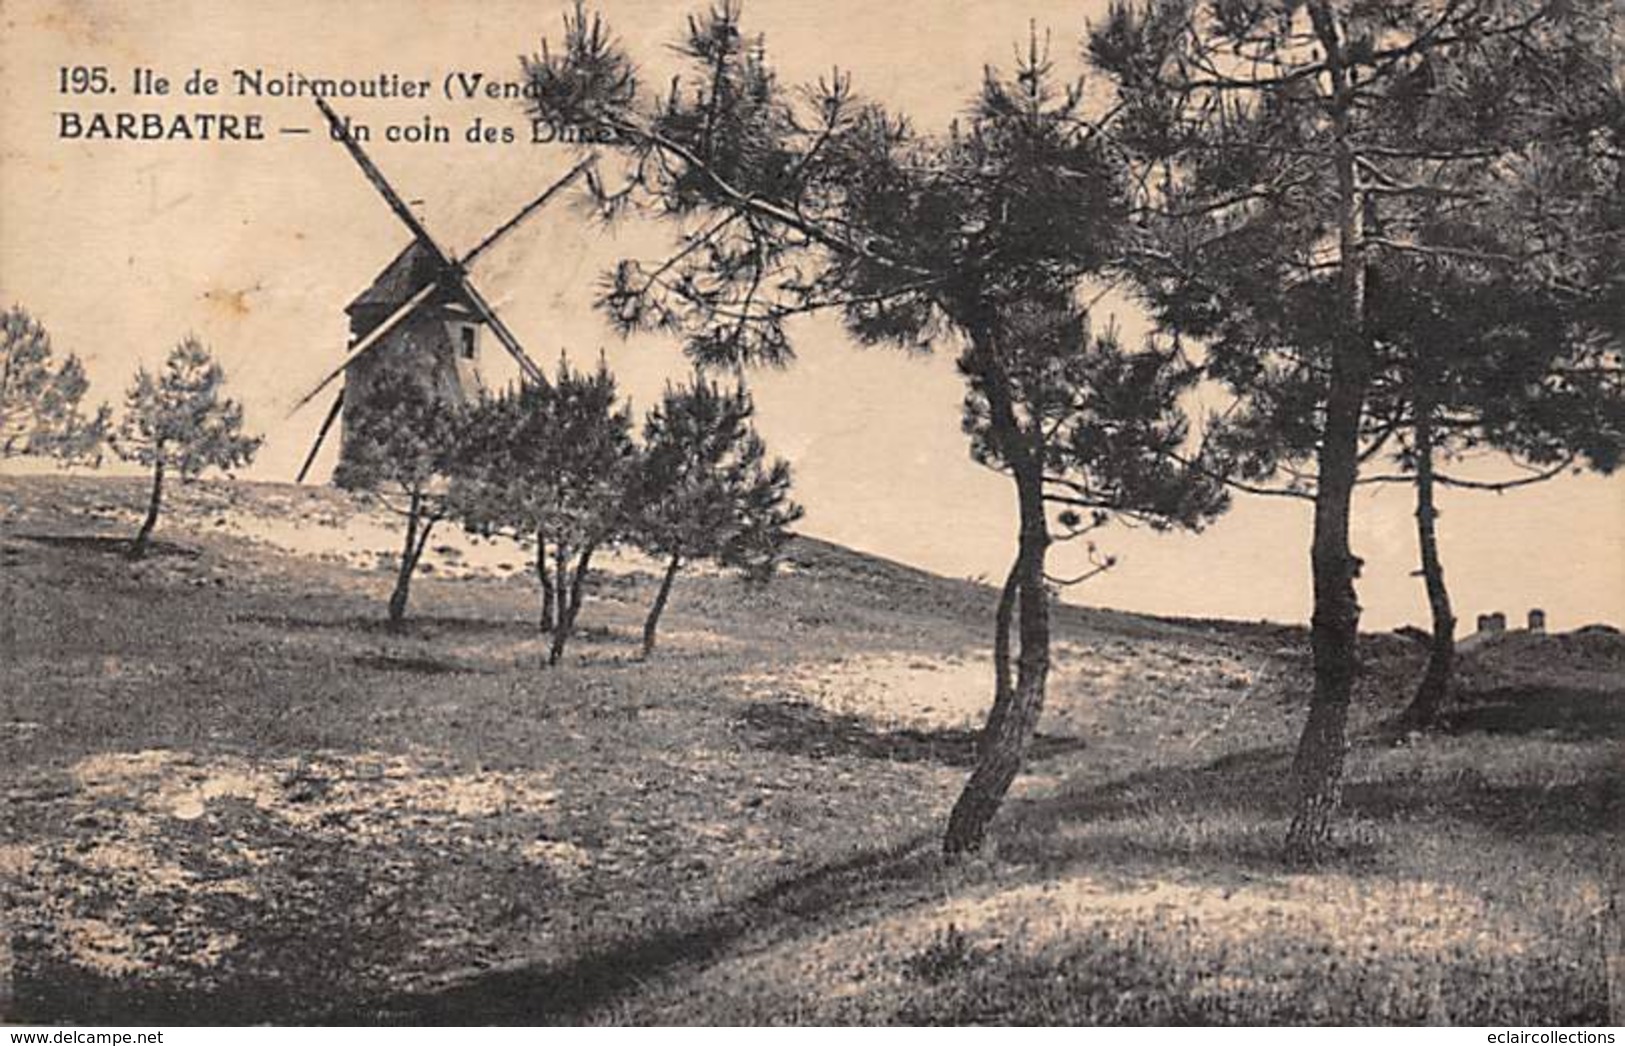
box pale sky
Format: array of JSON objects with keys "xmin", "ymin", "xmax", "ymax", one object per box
[{"xmin": 2, "ymin": 0, "xmax": 1621, "ymax": 630}]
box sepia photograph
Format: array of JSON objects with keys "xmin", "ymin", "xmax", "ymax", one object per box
[{"xmin": 0, "ymin": 0, "xmax": 1621, "ymax": 1028}]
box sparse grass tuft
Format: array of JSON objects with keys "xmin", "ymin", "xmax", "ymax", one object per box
[{"xmin": 904, "ymin": 924, "xmax": 986, "ymax": 984}]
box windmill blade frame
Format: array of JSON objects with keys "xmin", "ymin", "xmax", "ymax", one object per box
[
  {"xmin": 287, "ymin": 281, "xmax": 439, "ymax": 416},
  {"xmin": 312, "ymin": 94, "xmax": 560, "ymax": 385},
  {"xmin": 450, "ymin": 157, "xmax": 598, "ymax": 383},
  {"xmin": 451, "ymin": 272, "xmax": 545, "ymax": 384},
  {"xmin": 312, "ymin": 95, "xmax": 455, "ymax": 267},
  {"xmin": 294, "ymin": 98, "xmax": 593, "ymax": 477},
  {"xmin": 296, "ymin": 389, "xmax": 345, "ymax": 483},
  {"xmin": 463, "ymin": 156, "xmax": 596, "ymax": 266}
]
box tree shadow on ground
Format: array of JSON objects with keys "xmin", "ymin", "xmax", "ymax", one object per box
[
  {"xmin": 351, "ymin": 652, "xmax": 484, "ymax": 675},
  {"xmin": 9, "ymin": 805, "xmax": 444, "ymax": 1025},
  {"xmin": 993, "ymin": 695, "xmax": 1619, "ymax": 876},
  {"xmin": 357, "ymin": 693, "xmax": 1618, "ymax": 1024},
  {"xmin": 739, "ymin": 700, "xmax": 1088, "ymax": 768},
  {"xmin": 1437, "ymin": 685, "xmax": 1625, "ymax": 742},
  {"xmin": 231, "ymin": 611, "xmax": 534, "ymax": 638},
  {"xmin": 13, "ymin": 532, "xmax": 198, "ymax": 559},
  {"xmin": 1345, "ymin": 776, "xmax": 1616, "ymax": 837},
  {"xmin": 370, "ymin": 833, "xmax": 944, "ymax": 1025},
  {"xmin": 13, "ymin": 675, "xmax": 1613, "ymax": 1024}
]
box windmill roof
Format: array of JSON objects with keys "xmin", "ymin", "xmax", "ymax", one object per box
[{"xmin": 347, "ymin": 239, "xmax": 460, "ymax": 312}]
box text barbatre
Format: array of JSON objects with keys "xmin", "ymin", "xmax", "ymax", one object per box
[{"xmin": 59, "ymin": 111, "xmax": 265, "ymax": 140}]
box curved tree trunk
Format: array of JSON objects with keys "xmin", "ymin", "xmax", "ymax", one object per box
[
  {"xmin": 536, "ymin": 527, "xmax": 555, "ymax": 633},
  {"xmin": 1288, "ymin": 406, "xmax": 1364, "ymax": 863},
  {"xmin": 388, "ymin": 491, "xmax": 435, "ymax": 632},
  {"xmin": 1400, "ymin": 400, "xmax": 1455, "ymax": 730},
  {"xmin": 942, "ymin": 350, "xmax": 1053, "ymax": 857},
  {"xmin": 548, "ymin": 542, "xmax": 598, "ymax": 667},
  {"xmin": 129, "ymin": 457, "xmax": 165, "ymax": 560},
  {"xmin": 943, "ymin": 466, "xmax": 1050, "ymax": 855},
  {"xmin": 991, "ymin": 548, "xmax": 1022, "ymax": 706},
  {"xmin": 946, "ymin": 550, "xmax": 1022, "ymax": 845},
  {"xmin": 641, "ymin": 552, "xmax": 683, "ymax": 659},
  {"xmin": 1286, "ymin": 20, "xmax": 1371, "ymax": 865}
]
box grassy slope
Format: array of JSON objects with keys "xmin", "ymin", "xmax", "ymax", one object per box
[{"xmin": 0, "ymin": 473, "xmax": 1618, "ymax": 1025}]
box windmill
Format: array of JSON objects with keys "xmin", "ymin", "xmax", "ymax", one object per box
[{"xmin": 291, "ymin": 95, "xmax": 593, "ymax": 482}]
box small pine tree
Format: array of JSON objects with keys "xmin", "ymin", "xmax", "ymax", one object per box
[
  {"xmin": 114, "ymin": 336, "xmax": 259, "ymax": 560},
  {"xmin": 1, "ymin": 305, "xmax": 109, "ymax": 463},
  {"xmin": 631, "ymin": 375, "xmax": 802, "ymax": 657},
  {"xmin": 331, "ymin": 370, "xmax": 463, "ymax": 630},
  {"xmin": 453, "ymin": 357, "xmax": 634, "ymax": 665}
]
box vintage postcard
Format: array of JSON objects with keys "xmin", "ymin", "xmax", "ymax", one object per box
[{"xmin": 1, "ymin": 0, "xmax": 1620, "ymax": 1027}]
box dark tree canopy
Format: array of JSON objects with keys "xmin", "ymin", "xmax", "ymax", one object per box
[
  {"xmin": 331, "ymin": 371, "xmax": 461, "ymax": 501},
  {"xmin": 630, "ymin": 374, "xmax": 802, "ymax": 655},
  {"xmin": 633, "ymin": 374, "xmax": 800, "ymax": 570},
  {"xmin": 1086, "ymin": 0, "xmax": 1618, "ymax": 857},
  {"xmin": 455, "ymin": 356, "xmax": 636, "ymax": 664},
  {"xmin": 115, "ymin": 336, "xmax": 259, "ymax": 480},
  {"xmin": 963, "ymin": 298, "xmax": 1227, "ymax": 537}
]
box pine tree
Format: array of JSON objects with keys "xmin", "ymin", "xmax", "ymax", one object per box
[
  {"xmin": 331, "ymin": 370, "xmax": 462, "ymax": 629},
  {"xmin": 1, "ymin": 305, "xmax": 108, "ymax": 463},
  {"xmin": 1380, "ymin": 263, "xmax": 1621, "ymax": 728},
  {"xmin": 114, "ymin": 336, "xmax": 260, "ymax": 560},
  {"xmin": 631, "ymin": 374, "xmax": 802, "ymax": 658},
  {"xmin": 1086, "ymin": 0, "xmax": 1616, "ymax": 859},
  {"xmin": 454, "ymin": 357, "xmax": 635, "ymax": 666}
]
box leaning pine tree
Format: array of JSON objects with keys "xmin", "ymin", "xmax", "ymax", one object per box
[
  {"xmin": 114, "ymin": 336, "xmax": 260, "ymax": 560},
  {"xmin": 1375, "ymin": 73, "xmax": 1625, "ymax": 728},
  {"xmin": 631, "ymin": 374, "xmax": 802, "ymax": 658},
  {"xmin": 1086, "ymin": 0, "xmax": 1615, "ymax": 860},
  {"xmin": 522, "ymin": 7, "xmax": 1224, "ymax": 853}
]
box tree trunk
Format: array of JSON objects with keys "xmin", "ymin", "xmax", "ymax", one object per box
[
  {"xmin": 641, "ymin": 552, "xmax": 683, "ymax": 659},
  {"xmin": 944, "ymin": 456, "xmax": 1051, "ymax": 856},
  {"xmin": 1400, "ymin": 399, "xmax": 1455, "ymax": 729},
  {"xmin": 992, "ymin": 548, "xmax": 1022, "ymax": 705},
  {"xmin": 555, "ymin": 540, "xmax": 569, "ymax": 624},
  {"xmin": 129, "ymin": 457, "xmax": 165, "ymax": 560},
  {"xmin": 1287, "ymin": 411, "xmax": 1364, "ymax": 863},
  {"xmin": 536, "ymin": 528, "xmax": 555, "ymax": 633},
  {"xmin": 388, "ymin": 491, "xmax": 432, "ymax": 631},
  {"xmin": 548, "ymin": 542, "xmax": 598, "ymax": 667},
  {"xmin": 1286, "ymin": 9, "xmax": 1370, "ymax": 865}
]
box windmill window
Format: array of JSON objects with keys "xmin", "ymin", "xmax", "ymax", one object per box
[{"xmin": 459, "ymin": 326, "xmax": 477, "ymax": 360}]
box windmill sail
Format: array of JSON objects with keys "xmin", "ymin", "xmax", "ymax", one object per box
[
  {"xmin": 464, "ymin": 157, "xmax": 595, "ymax": 266},
  {"xmin": 292, "ymin": 101, "xmax": 593, "ymax": 478},
  {"xmin": 289, "ymin": 281, "xmax": 439, "ymax": 415},
  {"xmin": 312, "ymin": 95, "xmax": 449, "ymax": 265},
  {"xmin": 296, "ymin": 390, "xmax": 344, "ymax": 484}
]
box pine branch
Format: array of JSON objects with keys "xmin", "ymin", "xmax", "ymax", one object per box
[
  {"xmin": 601, "ymin": 113, "xmax": 935, "ymax": 279},
  {"xmin": 1356, "ymin": 455, "xmax": 1577, "ymax": 491}
]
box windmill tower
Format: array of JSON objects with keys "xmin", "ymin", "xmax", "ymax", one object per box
[{"xmin": 292, "ymin": 96, "xmax": 592, "ymax": 481}]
